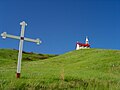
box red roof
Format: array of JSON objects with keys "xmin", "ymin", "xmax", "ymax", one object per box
[{"xmin": 77, "ymin": 42, "xmax": 90, "ymax": 47}]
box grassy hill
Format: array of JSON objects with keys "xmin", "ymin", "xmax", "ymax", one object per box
[{"xmin": 0, "ymin": 48, "xmax": 120, "ymax": 90}]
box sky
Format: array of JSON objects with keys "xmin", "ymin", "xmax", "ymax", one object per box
[{"xmin": 0, "ymin": 0, "xmax": 120, "ymax": 54}]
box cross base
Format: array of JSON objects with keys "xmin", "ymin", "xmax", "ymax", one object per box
[{"xmin": 16, "ymin": 73, "xmax": 20, "ymax": 78}]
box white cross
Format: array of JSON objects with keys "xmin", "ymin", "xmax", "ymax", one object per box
[{"xmin": 1, "ymin": 21, "xmax": 42, "ymax": 78}]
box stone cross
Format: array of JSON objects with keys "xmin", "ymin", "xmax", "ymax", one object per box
[{"xmin": 1, "ymin": 21, "xmax": 41, "ymax": 78}]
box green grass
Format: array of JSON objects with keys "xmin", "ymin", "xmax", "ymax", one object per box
[{"xmin": 0, "ymin": 48, "xmax": 120, "ymax": 90}]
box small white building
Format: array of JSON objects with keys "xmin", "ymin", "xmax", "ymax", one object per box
[{"xmin": 76, "ymin": 37, "xmax": 90, "ymax": 50}]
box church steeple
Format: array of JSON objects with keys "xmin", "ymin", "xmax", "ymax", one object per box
[{"xmin": 85, "ymin": 36, "xmax": 89, "ymax": 44}]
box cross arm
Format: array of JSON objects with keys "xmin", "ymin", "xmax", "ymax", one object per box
[
  {"xmin": 1, "ymin": 32, "xmax": 20, "ymax": 40},
  {"xmin": 1, "ymin": 32, "xmax": 41, "ymax": 45},
  {"xmin": 24, "ymin": 37, "xmax": 41, "ymax": 45}
]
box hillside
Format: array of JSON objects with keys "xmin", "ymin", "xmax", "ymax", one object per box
[
  {"xmin": 0, "ymin": 49, "xmax": 58, "ymax": 66},
  {"xmin": 0, "ymin": 48, "xmax": 120, "ymax": 90}
]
